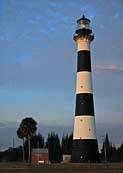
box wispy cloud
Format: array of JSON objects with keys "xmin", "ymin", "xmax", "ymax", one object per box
[
  {"xmin": 29, "ymin": 16, "xmax": 43, "ymax": 24},
  {"xmin": 93, "ymin": 64, "xmax": 123, "ymax": 71}
]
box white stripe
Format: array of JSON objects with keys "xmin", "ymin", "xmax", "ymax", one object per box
[
  {"xmin": 77, "ymin": 38, "xmax": 90, "ymax": 51},
  {"xmin": 73, "ymin": 116, "xmax": 97, "ymax": 140},
  {"xmin": 76, "ymin": 71, "xmax": 93, "ymax": 94}
]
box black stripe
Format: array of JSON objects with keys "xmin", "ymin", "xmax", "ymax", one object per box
[
  {"xmin": 75, "ymin": 93, "xmax": 94, "ymax": 116},
  {"xmin": 77, "ymin": 50, "xmax": 91, "ymax": 72},
  {"xmin": 72, "ymin": 139, "xmax": 99, "ymax": 163}
]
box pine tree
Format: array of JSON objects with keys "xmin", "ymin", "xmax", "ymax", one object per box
[
  {"xmin": 117, "ymin": 142, "xmax": 123, "ymax": 161},
  {"xmin": 61, "ymin": 133, "xmax": 73, "ymax": 155},
  {"xmin": 31, "ymin": 133, "xmax": 44, "ymax": 148},
  {"xmin": 101, "ymin": 133, "xmax": 111, "ymax": 162},
  {"xmin": 67, "ymin": 133, "xmax": 73, "ymax": 154},
  {"xmin": 61, "ymin": 134, "xmax": 68, "ymax": 154},
  {"xmin": 110, "ymin": 144, "xmax": 118, "ymax": 162},
  {"xmin": 45, "ymin": 132, "xmax": 62, "ymax": 163}
]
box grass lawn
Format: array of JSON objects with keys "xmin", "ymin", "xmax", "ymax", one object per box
[{"xmin": 0, "ymin": 162, "xmax": 123, "ymax": 173}]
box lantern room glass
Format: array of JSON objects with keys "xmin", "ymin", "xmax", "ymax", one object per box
[{"xmin": 77, "ymin": 20, "xmax": 90, "ymax": 30}]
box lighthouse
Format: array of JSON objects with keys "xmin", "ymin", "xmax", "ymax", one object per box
[{"xmin": 72, "ymin": 15, "xmax": 99, "ymax": 163}]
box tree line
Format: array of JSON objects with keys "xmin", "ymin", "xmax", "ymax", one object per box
[
  {"xmin": 0, "ymin": 117, "xmax": 73, "ymax": 163},
  {"xmin": 0, "ymin": 117, "xmax": 123, "ymax": 163}
]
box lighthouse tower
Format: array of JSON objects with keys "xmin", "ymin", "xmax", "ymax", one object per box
[{"xmin": 72, "ymin": 15, "xmax": 99, "ymax": 163}]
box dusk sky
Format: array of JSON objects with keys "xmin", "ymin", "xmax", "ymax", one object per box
[{"xmin": 0, "ymin": 0, "xmax": 123, "ymax": 126}]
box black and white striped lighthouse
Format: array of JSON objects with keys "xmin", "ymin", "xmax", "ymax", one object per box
[{"xmin": 72, "ymin": 15, "xmax": 99, "ymax": 163}]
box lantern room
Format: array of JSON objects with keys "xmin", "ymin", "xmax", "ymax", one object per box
[
  {"xmin": 77, "ymin": 15, "xmax": 91, "ymax": 30},
  {"xmin": 74, "ymin": 15, "xmax": 94, "ymax": 41}
]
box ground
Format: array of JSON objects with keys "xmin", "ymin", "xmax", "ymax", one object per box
[{"xmin": 0, "ymin": 162, "xmax": 123, "ymax": 173}]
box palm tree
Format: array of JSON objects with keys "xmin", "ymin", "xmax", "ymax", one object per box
[
  {"xmin": 16, "ymin": 127, "xmax": 25, "ymax": 162},
  {"xmin": 17, "ymin": 117, "xmax": 37, "ymax": 163}
]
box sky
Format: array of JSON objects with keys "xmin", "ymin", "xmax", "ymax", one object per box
[{"xmin": 0, "ymin": 0, "xmax": 123, "ymax": 126}]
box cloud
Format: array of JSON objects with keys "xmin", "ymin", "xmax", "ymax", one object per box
[
  {"xmin": 29, "ymin": 16, "xmax": 43, "ymax": 24},
  {"xmin": 114, "ymin": 12, "xmax": 119, "ymax": 19},
  {"xmin": 93, "ymin": 64, "xmax": 123, "ymax": 71}
]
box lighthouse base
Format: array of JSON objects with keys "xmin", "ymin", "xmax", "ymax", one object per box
[{"xmin": 71, "ymin": 139, "xmax": 99, "ymax": 163}]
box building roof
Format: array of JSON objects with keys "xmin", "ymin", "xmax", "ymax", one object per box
[{"xmin": 32, "ymin": 148, "xmax": 48, "ymax": 154}]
